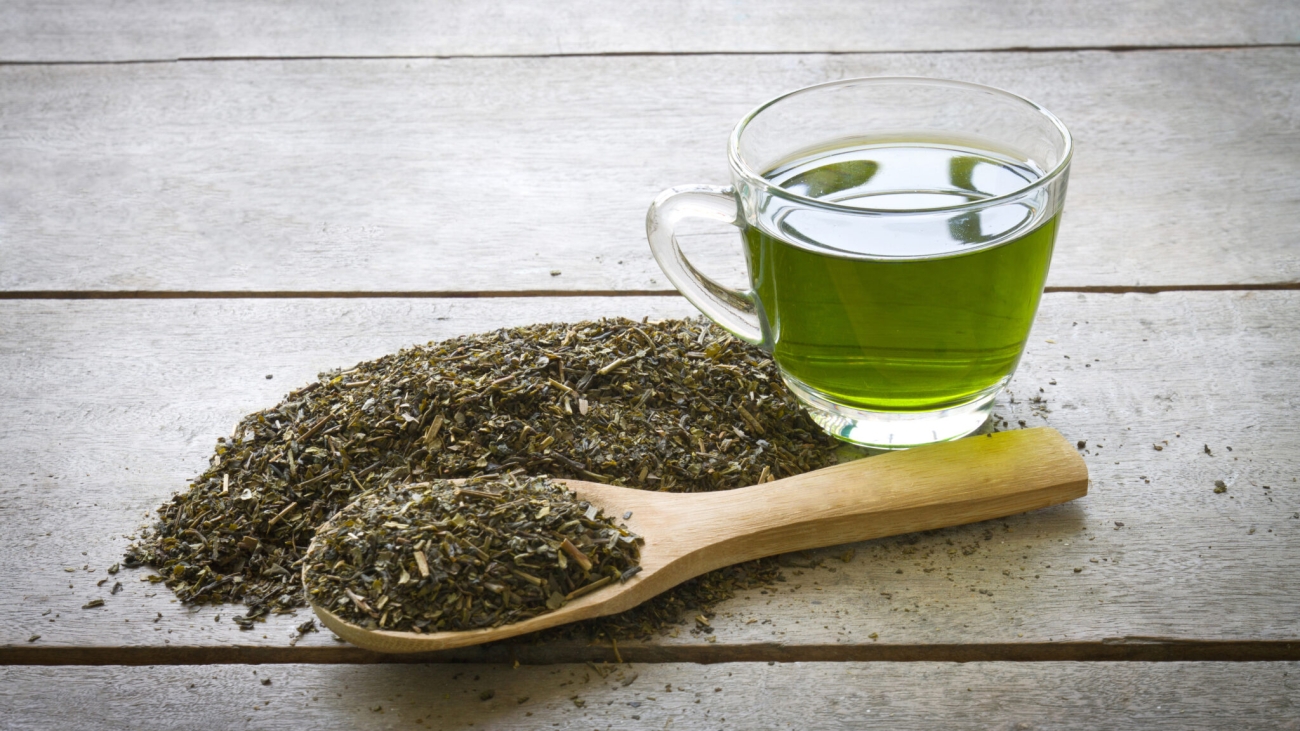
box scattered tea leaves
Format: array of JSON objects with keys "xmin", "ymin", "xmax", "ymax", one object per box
[{"xmin": 128, "ymin": 317, "xmax": 838, "ymax": 638}]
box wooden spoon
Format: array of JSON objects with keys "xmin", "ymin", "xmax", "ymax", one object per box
[{"xmin": 307, "ymin": 426, "xmax": 1087, "ymax": 653}]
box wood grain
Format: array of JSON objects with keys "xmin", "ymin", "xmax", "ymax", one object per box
[
  {"xmin": 1, "ymin": 292, "xmax": 1298, "ymax": 661},
  {"xmin": 3, "ymin": 0, "xmax": 1298, "ymax": 62},
  {"xmin": 3, "ymin": 662, "xmax": 1299, "ymax": 730},
  {"xmin": 1, "ymin": 50, "xmax": 1298, "ymax": 293}
]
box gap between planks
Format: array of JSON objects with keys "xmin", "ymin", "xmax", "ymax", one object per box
[
  {"xmin": 0, "ymin": 283, "xmax": 1297, "ymax": 300},
  {"xmin": 4, "ymin": 640, "xmax": 1300, "ymax": 666},
  {"xmin": 0, "ymin": 282, "xmax": 1294, "ymax": 299},
  {"xmin": 3, "ymin": 42, "xmax": 1299, "ymax": 66}
]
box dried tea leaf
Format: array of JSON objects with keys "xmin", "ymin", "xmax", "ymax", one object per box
[
  {"xmin": 127, "ymin": 317, "xmax": 839, "ymax": 639},
  {"xmin": 304, "ymin": 476, "xmax": 639, "ymax": 632}
]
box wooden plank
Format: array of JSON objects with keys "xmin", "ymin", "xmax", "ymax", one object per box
[
  {"xmin": 1, "ymin": 50, "xmax": 1298, "ymax": 293},
  {"xmin": 2, "ymin": 0, "xmax": 1298, "ymax": 62},
  {"xmin": 1, "ymin": 291, "xmax": 1298, "ymax": 661},
  {"xmin": 3, "ymin": 662, "xmax": 1300, "ymax": 730}
]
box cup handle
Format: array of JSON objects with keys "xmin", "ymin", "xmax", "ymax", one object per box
[{"xmin": 646, "ymin": 184, "xmax": 764, "ymax": 345}]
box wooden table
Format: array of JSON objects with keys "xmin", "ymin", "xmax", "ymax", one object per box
[{"xmin": 3, "ymin": 2, "xmax": 1299, "ymax": 728}]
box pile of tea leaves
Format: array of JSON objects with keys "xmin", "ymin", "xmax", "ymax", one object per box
[
  {"xmin": 306, "ymin": 476, "xmax": 641, "ymax": 633},
  {"xmin": 127, "ymin": 317, "xmax": 841, "ymax": 637}
]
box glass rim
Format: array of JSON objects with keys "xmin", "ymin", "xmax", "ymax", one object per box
[{"xmin": 726, "ymin": 76, "xmax": 1074, "ymax": 215}]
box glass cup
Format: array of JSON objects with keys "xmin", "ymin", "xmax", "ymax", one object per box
[{"xmin": 647, "ymin": 77, "xmax": 1071, "ymax": 449}]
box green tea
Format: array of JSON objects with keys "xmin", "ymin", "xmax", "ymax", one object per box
[
  {"xmin": 304, "ymin": 476, "xmax": 641, "ymax": 633},
  {"xmin": 127, "ymin": 317, "xmax": 839, "ymax": 638},
  {"xmin": 744, "ymin": 142, "xmax": 1058, "ymax": 412}
]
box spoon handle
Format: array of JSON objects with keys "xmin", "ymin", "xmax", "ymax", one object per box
[{"xmin": 678, "ymin": 427, "xmax": 1087, "ymax": 568}]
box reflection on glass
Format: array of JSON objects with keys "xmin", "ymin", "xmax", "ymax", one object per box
[
  {"xmin": 948, "ymin": 155, "xmax": 991, "ymax": 244},
  {"xmin": 782, "ymin": 160, "xmax": 879, "ymax": 200}
]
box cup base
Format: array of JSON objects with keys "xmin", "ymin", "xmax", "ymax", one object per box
[{"xmin": 782, "ymin": 375, "xmax": 1003, "ymax": 450}]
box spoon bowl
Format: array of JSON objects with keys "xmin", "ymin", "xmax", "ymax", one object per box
[{"xmin": 308, "ymin": 427, "xmax": 1087, "ymax": 653}]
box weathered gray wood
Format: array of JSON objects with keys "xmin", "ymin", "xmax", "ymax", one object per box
[
  {"xmin": 4, "ymin": 662, "xmax": 1300, "ymax": 730},
  {"xmin": 3, "ymin": 0, "xmax": 1298, "ymax": 62},
  {"xmin": 1, "ymin": 292, "xmax": 1298, "ymax": 659},
  {"xmin": 1, "ymin": 50, "xmax": 1298, "ymax": 293}
]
